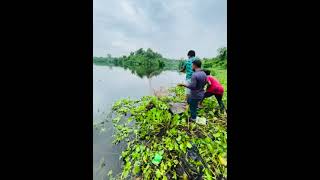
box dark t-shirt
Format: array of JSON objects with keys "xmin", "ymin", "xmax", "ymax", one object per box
[{"xmin": 186, "ymin": 69, "xmax": 207, "ymax": 99}]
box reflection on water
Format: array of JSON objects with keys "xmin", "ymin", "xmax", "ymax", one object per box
[{"xmin": 93, "ymin": 64, "xmax": 185, "ymax": 179}]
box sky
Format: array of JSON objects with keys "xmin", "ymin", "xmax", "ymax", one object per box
[{"xmin": 93, "ymin": 0, "xmax": 226, "ymax": 59}]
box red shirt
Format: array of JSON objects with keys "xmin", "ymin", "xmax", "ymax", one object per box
[{"xmin": 206, "ymin": 76, "xmax": 224, "ymax": 95}]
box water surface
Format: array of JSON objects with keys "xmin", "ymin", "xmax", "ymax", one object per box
[{"xmin": 93, "ymin": 64, "xmax": 184, "ymax": 179}]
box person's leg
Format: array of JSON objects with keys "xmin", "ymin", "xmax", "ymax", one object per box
[
  {"xmin": 214, "ymin": 94, "xmax": 225, "ymax": 111},
  {"xmin": 188, "ymin": 98, "xmax": 198, "ymax": 120},
  {"xmin": 199, "ymin": 92, "xmax": 214, "ymax": 106},
  {"xmin": 199, "ymin": 92, "xmax": 208, "ymax": 105}
]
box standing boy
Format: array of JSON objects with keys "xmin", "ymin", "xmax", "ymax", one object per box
[
  {"xmin": 180, "ymin": 50, "xmax": 199, "ymax": 99},
  {"xmin": 178, "ymin": 60, "xmax": 207, "ymax": 121},
  {"xmin": 200, "ymin": 69, "xmax": 225, "ymax": 112}
]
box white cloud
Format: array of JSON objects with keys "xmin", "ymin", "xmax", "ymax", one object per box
[{"xmin": 93, "ymin": 0, "xmax": 227, "ymax": 59}]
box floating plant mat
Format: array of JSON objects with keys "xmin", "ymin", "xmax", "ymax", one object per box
[{"xmin": 107, "ymin": 87, "xmax": 227, "ymax": 180}]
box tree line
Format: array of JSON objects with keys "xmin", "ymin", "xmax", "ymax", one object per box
[{"xmin": 93, "ymin": 47, "xmax": 227, "ymax": 78}]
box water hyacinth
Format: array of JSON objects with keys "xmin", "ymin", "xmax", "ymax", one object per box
[{"xmin": 108, "ymin": 86, "xmax": 227, "ymax": 180}]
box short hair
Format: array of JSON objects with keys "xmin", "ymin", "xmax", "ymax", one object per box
[
  {"xmin": 203, "ymin": 69, "xmax": 211, "ymax": 75},
  {"xmin": 187, "ymin": 50, "xmax": 195, "ymax": 57},
  {"xmin": 192, "ymin": 59, "xmax": 202, "ymax": 68}
]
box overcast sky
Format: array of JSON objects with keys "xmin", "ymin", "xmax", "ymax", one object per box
[{"xmin": 93, "ymin": 0, "xmax": 226, "ymax": 59}]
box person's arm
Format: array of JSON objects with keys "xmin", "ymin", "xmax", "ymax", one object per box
[
  {"xmin": 180, "ymin": 66, "xmax": 186, "ymax": 73},
  {"xmin": 206, "ymin": 80, "xmax": 211, "ymax": 91},
  {"xmin": 180, "ymin": 62, "xmax": 186, "ymax": 72},
  {"xmin": 177, "ymin": 83, "xmax": 186, "ymax": 87},
  {"xmin": 186, "ymin": 75, "xmax": 197, "ymax": 90}
]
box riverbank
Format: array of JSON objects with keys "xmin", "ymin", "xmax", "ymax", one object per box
[{"xmin": 108, "ymin": 86, "xmax": 227, "ymax": 180}]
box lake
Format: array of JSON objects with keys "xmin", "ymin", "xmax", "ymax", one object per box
[{"xmin": 93, "ymin": 64, "xmax": 185, "ymax": 179}]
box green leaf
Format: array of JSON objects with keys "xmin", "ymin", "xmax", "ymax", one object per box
[
  {"xmin": 205, "ymin": 137, "xmax": 212, "ymax": 143},
  {"xmin": 132, "ymin": 152, "xmax": 141, "ymax": 159},
  {"xmin": 140, "ymin": 145, "xmax": 146, "ymax": 151},
  {"xmin": 156, "ymin": 169, "xmax": 161, "ymax": 178},
  {"xmin": 173, "ymin": 114, "xmax": 180, "ymax": 120},
  {"xmin": 133, "ymin": 164, "xmax": 140, "ymax": 175},
  {"xmin": 135, "ymin": 145, "xmax": 140, "ymax": 152},
  {"xmin": 167, "ymin": 161, "xmax": 172, "ymax": 167},
  {"xmin": 173, "ymin": 160, "xmax": 179, "ymax": 165},
  {"xmin": 159, "ymin": 150, "xmax": 164, "ymax": 155},
  {"xmin": 170, "ymin": 128, "xmax": 177, "ymax": 135},
  {"xmin": 218, "ymin": 155, "xmax": 227, "ymax": 166},
  {"xmin": 122, "ymin": 169, "xmax": 129, "ymax": 178},
  {"xmin": 174, "ymin": 143, "xmax": 179, "ymax": 150},
  {"xmin": 124, "ymin": 161, "xmax": 131, "ymax": 169},
  {"xmin": 125, "ymin": 156, "xmax": 130, "ymax": 162},
  {"xmin": 112, "ymin": 116, "xmax": 121, "ymax": 123},
  {"xmin": 168, "ymin": 143, "xmax": 174, "ymax": 151},
  {"xmin": 186, "ymin": 142, "xmax": 192, "ymax": 148},
  {"xmin": 143, "ymin": 164, "xmax": 150, "ymax": 174},
  {"xmin": 179, "ymin": 144, "xmax": 184, "ymax": 150},
  {"xmin": 179, "ymin": 144, "xmax": 186, "ymax": 152},
  {"xmin": 207, "ymin": 144, "xmax": 214, "ymax": 152},
  {"xmin": 213, "ymin": 133, "xmax": 221, "ymax": 138},
  {"xmin": 107, "ymin": 170, "xmax": 112, "ymax": 177},
  {"xmin": 205, "ymin": 169, "xmax": 213, "ymax": 180},
  {"xmin": 183, "ymin": 173, "xmax": 188, "ymax": 180},
  {"xmin": 176, "ymin": 136, "xmax": 181, "ymax": 142}
]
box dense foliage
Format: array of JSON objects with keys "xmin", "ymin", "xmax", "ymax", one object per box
[
  {"xmin": 202, "ymin": 47, "xmax": 227, "ymax": 69},
  {"xmin": 108, "ymin": 87, "xmax": 227, "ymax": 180},
  {"xmin": 93, "ymin": 48, "xmax": 180, "ymax": 78},
  {"xmin": 93, "ymin": 47, "xmax": 227, "ymax": 79}
]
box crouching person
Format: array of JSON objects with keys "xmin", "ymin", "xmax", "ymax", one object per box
[{"xmin": 200, "ymin": 69, "xmax": 225, "ymax": 113}]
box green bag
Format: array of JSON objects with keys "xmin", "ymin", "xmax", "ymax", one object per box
[{"xmin": 152, "ymin": 153, "xmax": 163, "ymax": 165}]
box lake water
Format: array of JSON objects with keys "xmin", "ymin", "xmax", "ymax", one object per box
[{"xmin": 93, "ymin": 64, "xmax": 185, "ymax": 179}]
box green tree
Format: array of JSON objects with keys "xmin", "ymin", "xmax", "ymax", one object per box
[
  {"xmin": 135, "ymin": 48, "xmax": 144, "ymax": 55},
  {"xmin": 217, "ymin": 47, "xmax": 227, "ymax": 61}
]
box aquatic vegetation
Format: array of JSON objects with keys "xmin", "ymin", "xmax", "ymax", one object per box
[
  {"xmin": 108, "ymin": 86, "xmax": 227, "ymax": 180},
  {"xmin": 95, "ymin": 47, "xmax": 228, "ymax": 179}
]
